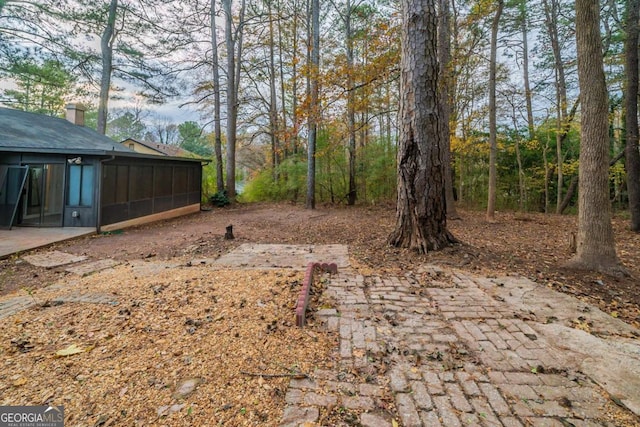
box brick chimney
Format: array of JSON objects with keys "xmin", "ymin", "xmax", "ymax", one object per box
[{"xmin": 65, "ymin": 103, "xmax": 85, "ymax": 126}]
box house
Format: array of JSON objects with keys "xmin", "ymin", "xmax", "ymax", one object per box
[
  {"xmin": 121, "ymin": 138, "xmax": 196, "ymax": 158},
  {"xmin": 0, "ymin": 105, "xmax": 205, "ymax": 232}
]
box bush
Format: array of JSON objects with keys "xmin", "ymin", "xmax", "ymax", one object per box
[{"xmin": 210, "ymin": 190, "xmax": 230, "ymax": 207}]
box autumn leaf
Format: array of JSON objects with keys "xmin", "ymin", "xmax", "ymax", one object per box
[
  {"xmin": 55, "ymin": 344, "xmax": 93, "ymax": 357},
  {"xmin": 13, "ymin": 377, "xmax": 27, "ymax": 386}
]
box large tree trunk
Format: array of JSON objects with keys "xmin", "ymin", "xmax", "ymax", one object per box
[
  {"xmin": 97, "ymin": 0, "xmax": 118, "ymax": 135},
  {"xmin": 439, "ymin": 0, "xmax": 459, "ymax": 219},
  {"xmin": 625, "ymin": 0, "xmax": 640, "ymax": 231},
  {"xmin": 211, "ymin": 0, "xmax": 224, "ymax": 193},
  {"xmin": 486, "ymin": 0, "xmax": 503, "ymax": 221},
  {"xmin": 305, "ymin": 0, "xmax": 319, "ymax": 209},
  {"xmin": 567, "ymin": 0, "xmax": 626, "ymax": 275},
  {"xmin": 389, "ymin": 0, "xmax": 456, "ymax": 253}
]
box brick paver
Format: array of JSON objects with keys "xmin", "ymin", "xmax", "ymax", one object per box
[{"xmin": 280, "ymin": 267, "xmax": 640, "ymax": 426}]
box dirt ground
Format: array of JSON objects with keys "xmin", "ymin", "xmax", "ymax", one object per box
[{"xmin": 2, "ymin": 202, "xmax": 639, "ymax": 328}]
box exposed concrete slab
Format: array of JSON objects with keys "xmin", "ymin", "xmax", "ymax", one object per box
[
  {"xmin": 538, "ymin": 323, "xmax": 640, "ymax": 415},
  {"xmin": 22, "ymin": 250, "xmax": 87, "ymax": 268},
  {"xmin": 0, "ymin": 227, "xmax": 95, "ymax": 259},
  {"xmin": 0, "ymin": 296, "xmax": 36, "ymax": 320},
  {"xmin": 212, "ymin": 244, "xmax": 349, "ymax": 270},
  {"xmin": 65, "ymin": 258, "xmax": 121, "ymax": 276},
  {"xmin": 52, "ymin": 293, "xmax": 118, "ymax": 305}
]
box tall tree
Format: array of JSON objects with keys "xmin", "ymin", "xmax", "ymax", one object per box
[
  {"xmin": 66, "ymin": 0, "xmax": 182, "ymax": 135},
  {"xmin": 542, "ymin": 0, "xmax": 570, "ymax": 213},
  {"xmin": 519, "ymin": 0, "xmax": 534, "ymax": 140},
  {"xmin": 97, "ymin": 0, "xmax": 118, "ymax": 135},
  {"xmin": 1, "ymin": 58, "xmax": 74, "ymax": 115},
  {"xmin": 486, "ymin": 0, "xmax": 503, "ymax": 221},
  {"xmin": 178, "ymin": 121, "xmax": 213, "ymax": 157},
  {"xmin": 625, "ymin": 0, "xmax": 640, "ymax": 231},
  {"xmin": 211, "ymin": 0, "xmax": 225, "ymax": 193},
  {"xmin": 567, "ymin": 0, "xmax": 625, "ymax": 274},
  {"xmin": 346, "ymin": 0, "xmax": 357, "ymax": 205},
  {"xmin": 267, "ymin": 0, "xmax": 280, "ymax": 179},
  {"xmin": 438, "ymin": 0, "xmax": 459, "ymax": 219},
  {"xmin": 0, "ymin": 1, "xmax": 71, "ymax": 67},
  {"xmin": 223, "ymin": 0, "xmax": 246, "ymax": 201},
  {"xmin": 106, "ymin": 107, "xmax": 148, "ymax": 141},
  {"xmin": 389, "ymin": 0, "xmax": 456, "ymax": 252},
  {"xmin": 306, "ymin": 0, "xmax": 320, "ymax": 209}
]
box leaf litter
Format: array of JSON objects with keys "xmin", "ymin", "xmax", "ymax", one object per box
[{"xmin": 0, "ymin": 265, "xmax": 335, "ymax": 426}]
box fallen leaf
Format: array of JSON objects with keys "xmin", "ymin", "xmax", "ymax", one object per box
[
  {"xmin": 55, "ymin": 344, "xmax": 90, "ymax": 357},
  {"xmin": 13, "ymin": 377, "xmax": 27, "ymax": 386}
]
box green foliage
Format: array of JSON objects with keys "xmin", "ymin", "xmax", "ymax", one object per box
[
  {"xmin": 178, "ymin": 121, "xmax": 213, "ymax": 157},
  {"xmin": 210, "ymin": 190, "xmax": 230, "ymax": 207},
  {"xmin": 200, "ymin": 161, "xmax": 219, "ymax": 202},
  {"xmin": 240, "ymin": 133, "xmax": 396, "ymax": 205},
  {"xmin": 106, "ymin": 110, "xmax": 147, "ymax": 142},
  {"xmin": 1, "ymin": 58, "xmax": 74, "ymax": 116},
  {"xmin": 241, "ymin": 155, "xmax": 307, "ymax": 203},
  {"xmin": 359, "ymin": 139, "xmax": 396, "ymax": 203}
]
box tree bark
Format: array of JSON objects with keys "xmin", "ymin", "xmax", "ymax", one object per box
[
  {"xmin": 223, "ymin": 0, "xmax": 237, "ymax": 200},
  {"xmin": 291, "ymin": 0, "xmax": 300, "ymax": 155},
  {"xmin": 268, "ymin": 0, "xmax": 280, "ymax": 180},
  {"xmin": 439, "ymin": 0, "xmax": 459, "ymax": 219},
  {"xmin": 223, "ymin": 0, "xmax": 245, "ymax": 201},
  {"xmin": 567, "ymin": 0, "xmax": 626, "ymax": 275},
  {"xmin": 509, "ymin": 100, "xmax": 527, "ymax": 211},
  {"xmin": 542, "ymin": 0, "xmax": 569, "ymax": 213},
  {"xmin": 521, "ymin": 0, "xmax": 535, "ymax": 140},
  {"xmin": 97, "ymin": 0, "xmax": 118, "ymax": 135},
  {"xmin": 389, "ymin": 0, "xmax": 456, "ymax": 253},
  {"xmin": 276, "ymin": 0, "xmax": 289, "ymax": 156},
  {"xmin": 625, "ymin": 0, "xmax": 640, "ymax": 231},
  {"xmin": 305, "ymin": 0, "xmax": 319, "ymax": 209},
  {"xmin": 486, "ymin": 0, "xmax": 503, "ymax": 221},
  {"xmin": 346, "ymin": 0, "xmax": 357, "ymax": 206},
  {"xmin": 211, "ymin": 0, "xmax": 224, "ymax": 193}
]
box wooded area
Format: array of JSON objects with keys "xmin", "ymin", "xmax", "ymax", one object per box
[{"xmin": 1, "ymin": 0, "xmax": 639, "ymax": 257}]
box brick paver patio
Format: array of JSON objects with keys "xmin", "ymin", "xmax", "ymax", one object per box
[{"xmin": 280, "ymin": 266, "xmax": 640, "ymax": 426}]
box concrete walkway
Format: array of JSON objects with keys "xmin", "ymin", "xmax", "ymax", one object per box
[{"xmin": 280, "ymin": 266, "xmax": 640, "ymax": 426}]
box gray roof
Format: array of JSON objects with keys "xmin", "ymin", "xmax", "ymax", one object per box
[{"xmin": 0, "ymin": 107, "xmax": 133, "ymax": 155}]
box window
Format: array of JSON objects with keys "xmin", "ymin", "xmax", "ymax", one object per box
[{"xmin": 68, "ymin": 164, "xmax": 94, "ymax": 206}]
